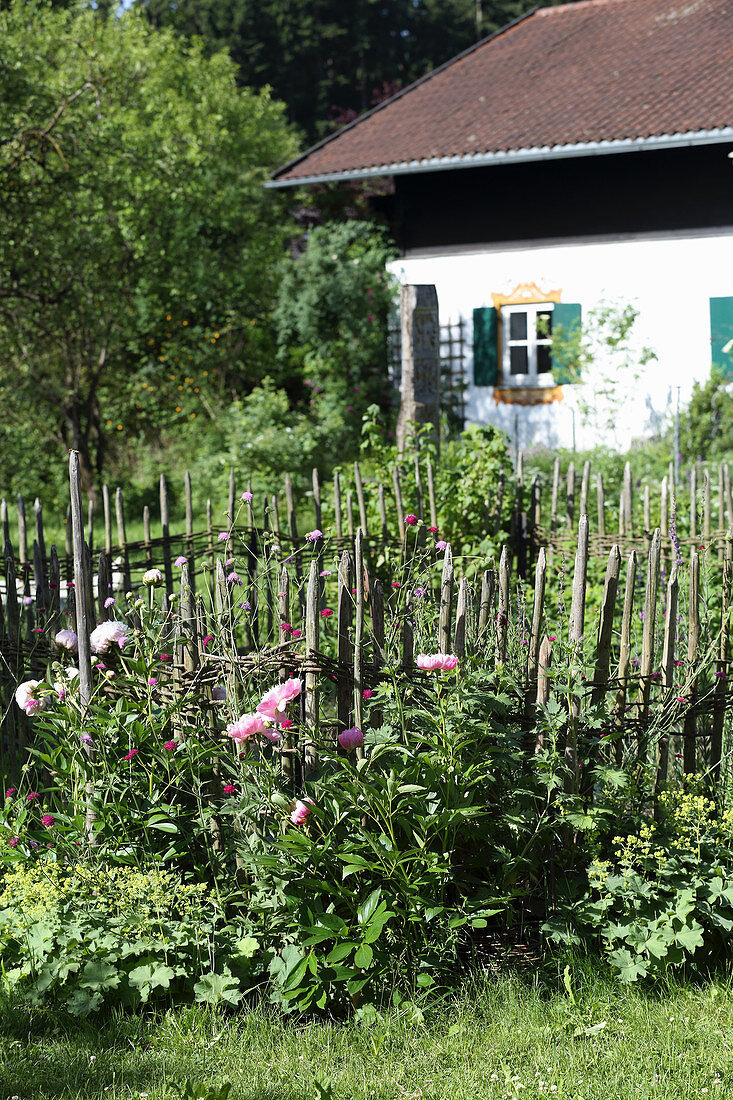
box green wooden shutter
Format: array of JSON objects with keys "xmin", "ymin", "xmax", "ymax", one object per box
[
  {"xmin": 473, "ymin": 306, "xmax": 498, "ymax": 386},
  {"xmin": 710, "ymin": 297, "xmax": 733, "ymax": 380},
  {"xmin": 552, "ymin": 302, "xmax": 582, "ymax": 384}
]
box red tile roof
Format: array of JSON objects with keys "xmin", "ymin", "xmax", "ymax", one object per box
[{"xmin": 271, "ymin": 0, "xmax": 733, "ymax": 186}]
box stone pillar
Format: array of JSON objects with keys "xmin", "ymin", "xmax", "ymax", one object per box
[{"xmin": 396, "ymin": 284, "xmax": 440, "ymax": 454}]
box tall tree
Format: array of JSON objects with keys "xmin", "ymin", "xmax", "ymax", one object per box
[{"xmin": 0, "ymin": 2, "xmax": 298, "ymax": 493}]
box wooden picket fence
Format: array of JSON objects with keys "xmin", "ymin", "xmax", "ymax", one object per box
[{"xmin": 1, "ymin": 451, "xmax": 732, "ymax": 800}]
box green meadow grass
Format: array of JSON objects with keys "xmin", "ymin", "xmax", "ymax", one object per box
[{"xmin": 2, "ymin": 965, "xmax": 732, "ymax": 1100}]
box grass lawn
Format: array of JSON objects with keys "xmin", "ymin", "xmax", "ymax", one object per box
[{"xmin": 1, "ymin": 965, "xmax": 731, "ymax": 1100}]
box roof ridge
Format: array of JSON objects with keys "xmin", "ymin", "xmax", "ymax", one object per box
[
  {"xmin": 271, "ymin": 5, "xmax": 539, "ymax": 182},
  {"xmin": 539, "ymin": 0, "xmax": 642, "ymax": 13}
]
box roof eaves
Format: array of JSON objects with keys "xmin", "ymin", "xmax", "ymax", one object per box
[
  {"xmin": 266, "ymin": 129, "xmax": 733, "ymax": 188},
  {"xmin": 269, "ymin": 5, "xmax": 539, "ymax": 184}
]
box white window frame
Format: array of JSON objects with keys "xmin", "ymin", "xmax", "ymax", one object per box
[{"xmin": 501, "ymin": 303, "xmax": 555, "ymax": 388}]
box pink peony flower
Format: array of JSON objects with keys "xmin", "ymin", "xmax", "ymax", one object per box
[
  {"xmin": 54, "ymin": 629, "xmax": 78, "ymax": 653},
  {"xmin": 404, "ymin": 514, "xmax": 418, "ymax": 526},
  {"xmin": 142, "ymin": 568, "xmax": 164, "ymax": 586},
  {"xmin": 338, "ymin": 727, "xmax": 364, "ymax": 751},
  {"xmin": 306, "ymin": 529, "xmax": 322, "ymax": 541},
  {"xmin": 175, "ymin": 555, "xmax": 187, "ymax": 567},
  {"xmin": 416, "ymin": 653, "xmax": 459, "ymax": 671},
  {"xmin": 90, "ymin": 621, "xmax": 130, "ymax": 654},
  {"xmin": 262, "ymin": 728, "xmax": 282, "ymax": 744},
  {"xmin": 164, "ymin": 740, "xmax": 177, "ymax": 751},
  {"xmin": 226, "ymin": 713, "xmax": 270, "ymax": 743},
  {"xmin": 223, "ymin": 784, "xmax": 236, "ymax": 794},
  {"xmin": 289, "ymin": 797, "xmax": 314, "ymax": 826},
  {"xmin": 435, "ymin": 540, "xmax": 448, "ymax": 551},
  {"xmin": 362, "ymin": 689, "xmax": 374, "ymax": 700},
  {"xmin": 15, "ymin": 680, "xmax": 48, "ymax": 716},
  {"xmin": 41, "ymin": 814, "xmax": 55, "ymax": 828},
  {"xmin": 257, "ymin": 678, "xmax": 303, "ymax": 719}
]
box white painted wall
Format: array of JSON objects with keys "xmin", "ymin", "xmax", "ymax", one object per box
[{"xmin": 387, "ymin": 230, "xmax": 733, "ymax": 452}]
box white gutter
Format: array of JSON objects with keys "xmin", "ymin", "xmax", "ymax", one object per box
[{"xmin": 267, "ymin": 128, "xmax": 733, "ymax": 188}]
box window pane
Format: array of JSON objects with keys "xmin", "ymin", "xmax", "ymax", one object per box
[
  {"xmin": 510, "ymin": 346, "xmax": 529, "ymax": 375},
  {"xmin": 537, "ymin": 344, "xmax": 552, "ymax": 374},
  {"xmin": 509, "ymin": 312, "xmax": 527, "ymax": 341},
  {"xmin": 536, "ymin": 310, "xmax": 553, "ymax": 338}
]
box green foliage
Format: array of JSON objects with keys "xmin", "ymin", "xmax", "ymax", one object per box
[
  {"xmin": 274, "ymin": 222, "xmax": 397, "ymax": 454},
  {"xmin": 548, "ymin": 787, "xmax": 733, "ymax": 982},
  {"xmin": 0, "ymin": 1, "xmax": 298, "ymax": 494},
  {"xmin": 0, "ymin": 860, "xmax": 260, "ymax": 1015},
  {"xmin": 679, "ymin": 368, "xmax": 733, "ymax": 462}
]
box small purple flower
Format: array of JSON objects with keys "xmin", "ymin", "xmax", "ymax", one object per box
[
  {"xmin": 22, "ymin": 596, "xmax": 33, "ymax": 606},
  {"xmin": 8, "ymin": 837, "xmax": 19, "ymax": 848},
  {"xmin": 104, "ymin": 596, "xmax": 115, "ymax": 609},
  {"xmin": 81, "ymin": 734, "xmax": 93, "ymax": 746},
  {"xmin": 339, "ymin": 727, "xmax": 364, "ymax": 751},
  {"xmin": 413, "ymin": 586, "xmax": 427, "ymax": 598},
  {"xmin": 241, "ymin": 491, "xmax": 253, "ymax": 503},
  {"xmin": 306, "ymin": 529, "xmax": 323, "ymax": 542},
  {"xmin": 175, "ymin": 555, "xmax": 187, "ymax": 567},
  {"xmin": 147, "ymin": 677, "xmax": 159, "ymax": 686},
  {"xmin": 41, "ymin": 814, "xmax": 55, "ymax": 828},
  {"xmin": 227, "ymin": 571, "xmax": 242, "ymax": 585},
  {"xmin": 217, "ymin": 531, "xmax": 229, "ymax": 542},
  {"xmin": 320, "ymin": 570, "xmax": 332, "ymax": 578},
  {"xmin": 243, "ymin": 601, "xmax": 251, "ymax": 611},
  {"xmin": 435, "ymin": 540, "xmax": 448, "ymax": 551}
]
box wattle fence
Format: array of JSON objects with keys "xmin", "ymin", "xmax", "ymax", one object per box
[{"xmin": 1, "ymin": 451, "xmax": 732, "ymax": 800}]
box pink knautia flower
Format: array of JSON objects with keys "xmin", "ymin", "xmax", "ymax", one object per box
[
  {"xmin": 428, "ymin": 526, "xmax": 439, "ymax": 534},
  {"xmin": 291, "ymin": 628, "xmax": 302, "ymax": 638},
  {"xmin": 416, "ymin": 653, "xmax": 459, "ymax": 672},
  {"xmin": 5, "ymin": 788, "xmax": 17, "ymax": 798},
  {"xmin": 32, "ymin": 628, "xmax": 43, "ymax": 634},
  {"xmin": 147, "ymin": 677, "xmax": 158, "ymax": 688},
  {"xmin": 22, "ymin": 596, "xmax": 33, "ymax": 606},
  {"xmin": 223, "ymin": 784, "xmax": 236, "ymax": 794},
  {"xmin": 217, "ymin": 531, "xmax": 230, "ymax": 542},
  {"xmin": 160, "ymin": 653, "xmax": 172, "ymax": 661},
  {"xmin": 211, "ymin": 685, "xmax": 227, "ymax": 701},
  {"xmin": 404, "ymin": 514, "xmax": 418, "ymax": 526},
  {"xmin": 391, "ymin": 582, "xmax": 401, "ymax": 589},
  {"xmin": 164, "ymin": 740, "xmax": 177, "ymax": 751},
  {"xmin": 290, "ymin": 797, "xmax": 314, "ymax": 826},
  {"xmin": 8, "ymin": 837, "xmax": 19, "ymax": 849},
  {"xmin": 362, "ymin": 689, "xmax": 374, "ymax": 700},
  {"xmin": 242, "ymin": 601, "xmax": 252, "ymax": 611},
  {"xmin": 319, "ymin": 570, "xmax": 332, "ymax": 578},
  {"xmin": 321, "ymin": 608, "xmax": 333, "ymax": 619},
  {"xmin": 57, "ymin": 687, "xmax": 69, "ymax": 702},
  {"xmin": 306, "ymin": 529, "xmax": 323, "ymax": 542},
  {"xmin": 104, "ymin": 596, "xmax": 115, "ymax": 609},
  {"xmin": 227, "ymin": 572, "xmax": 242, "ymax": 586},
  {"xmin": 547, "ymin": 636, "xmax": 557, "ymax": 642},
  {"xmin": 81, "ymin": 734, "xmax": 93, "ymax": 746},
  {"xmin": 241, "ymin": 491, "xmax": 253, "ymax": 503},
  {"xmin": 27, "ymin": 792, "xmax": 40, "ymax": 802},
  {"xmin": 435, "ymin": 540, "xmax": 448, "ymax": 551},
  {"xmin": 279, "ymin": 718, "xmax": 293, "ymax": 731},
  {"xmin": 90, "ymin": 620, "xmax": 130, "ymax": 654},
  {"xmin": 142, "ymin": 568, "xmax": 164, "ymax": 586},
  {"xmin": 227, "ymin": 713, "xmax": 270, "ymax": 743},
  {"xmin": 122, "ymin": 749, "xmax": 139, "ymax": 761},
  {"xmin": 41, "ymin": 814, "xmax": 55, "ymax": 828},
  {"xmin": 55, "ymin": 629, "xmax": 78, "ymax": 652},
  {"xmin": 15, "ymin": 681, "xmax": 48, "ymax": 716},
  {"xmin": 175, "ymin": 555, "xmax": 187, "ymax": 567},
  {"xmin": 225, "ymin": 557, "xmax": 235, "ymax": 567},
  {"xmin": 281, "ymin": 621, "xmax": 292, "ymax": 633},
  {"xmin": 257, "ymin": 678, "xmax": 303, "ymax": 719},
  {"xmin": 413, "ymin": 587, "xmax": 427, "ymax": 598},
  {"xmin": 338, "ymin": 727, "xmax": 364, "ymax": 751},
  {"xmin": 202, "ymin": 635, "xmax": 214, "ymax": 647}
]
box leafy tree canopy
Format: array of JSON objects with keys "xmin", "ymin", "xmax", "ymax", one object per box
[
  {"xmin": 0, "ymin": 1, "xmax": 298, "ymax": 497},
  {"xmin": 134, "ymin": 0, "xmax": 541, "ymax": 142}
]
